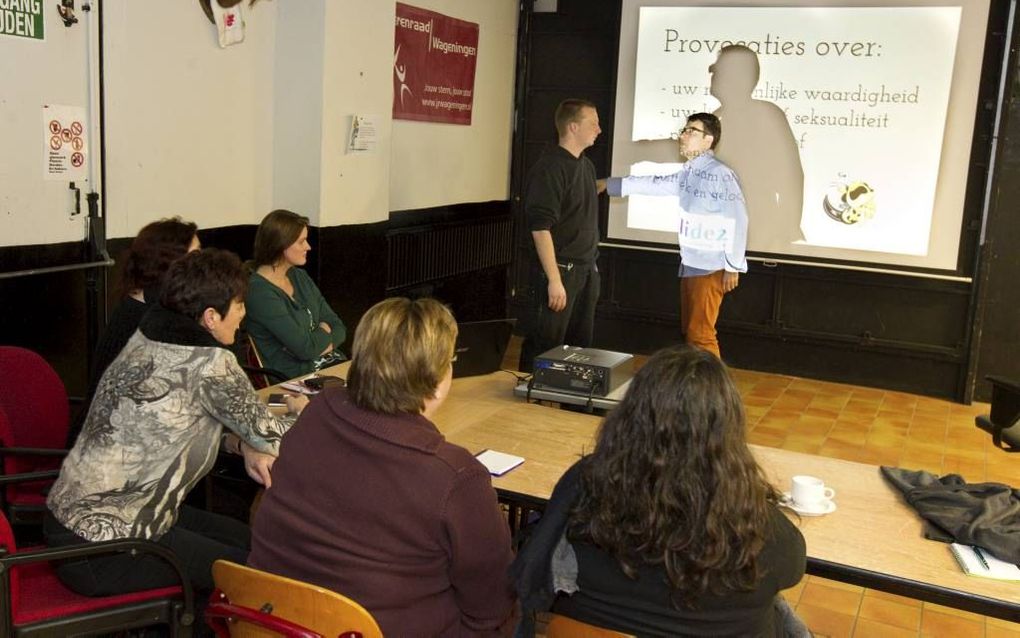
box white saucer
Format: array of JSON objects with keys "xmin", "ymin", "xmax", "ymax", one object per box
[{"xmin": 780, "ymin": 493, "xmax": 836, "ymax": 516}]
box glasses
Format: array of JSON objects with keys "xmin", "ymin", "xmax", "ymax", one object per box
[{"xmin": 679, "ymin": 126, "xmax": 706, "ymax": 136}]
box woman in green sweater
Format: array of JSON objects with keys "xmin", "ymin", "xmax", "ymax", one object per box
[{"xmin": 245, "ymin": 209, "xmax": 347, "ymax": 379}]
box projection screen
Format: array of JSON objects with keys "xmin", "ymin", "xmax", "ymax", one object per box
[{"xmin": 607, "ymin": 0, "xmax": 992, "ymax": 272}]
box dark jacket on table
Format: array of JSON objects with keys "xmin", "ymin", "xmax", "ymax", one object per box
[
  {"xmin": 512, "ymin": 460, "xmax": 806, "ymax": 637},
  {"xmin": 882, "ymin": 466, "xmax": 1020, "ymax": 563},
  {"xmin": 248, "ymin": 386, "xmax": 517, "ymax": 637}
]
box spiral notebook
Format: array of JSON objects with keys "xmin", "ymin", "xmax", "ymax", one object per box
[
  {"xmin": 949, "ymin": 543, "xmax": 1020, "ymax": 581},
  {"xmin": 475, "ymin": 449, "xmax": 525, "ymax": 476}
]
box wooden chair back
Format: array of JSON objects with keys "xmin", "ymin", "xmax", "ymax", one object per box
[
  {"xmin": 545, "ymin": 613, "xmax": 634, "ymax": 638},
  {"xmin": 208, "ymin": 560, "xmax": 383, "ymax": 638}
]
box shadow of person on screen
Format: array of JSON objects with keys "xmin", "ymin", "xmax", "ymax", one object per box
[{"xmin": 710, "ymin": 45, "xmax": 805, "ymax": 252}]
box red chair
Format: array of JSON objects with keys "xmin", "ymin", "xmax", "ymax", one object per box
[
  {"xmin": 0, "ymin": 347, "xmax": 70, "ymax": 524},
  {"xmin": 0, "ymin": 502, "xmax": 194, "ymax": 636}
]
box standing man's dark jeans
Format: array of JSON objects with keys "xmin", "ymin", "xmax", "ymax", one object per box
[
  {"xmin": 44, "ymin": 506, "xmax": 250, "ymax": 636},
  {"xmin": 519, "ymin": 261, "xmax": 600, "ymax": 373}
]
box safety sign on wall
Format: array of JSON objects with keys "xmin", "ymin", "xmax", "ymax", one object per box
[{"xmin": 43, "ymin": 104, "xmax": 88, "ymax": 181}]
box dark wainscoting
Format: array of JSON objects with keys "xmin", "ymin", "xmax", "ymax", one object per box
[
  {"xmin": 971, "ymin": 41, "xmax": 1020, "ymax": 403},
  {"xmin": 592, "ymin": 247, "xmax": 972, "ymax": 399},
  {"xmin": 381, "ymin": 201, "xmax": 512, "ymax": 323},
  {"xmin": 0, "ymin": 201, "xmax": 512, "ymax": 397},
  {"xmin": 0, "ymin": 242, "xmax": 93, "ymax": 400}
]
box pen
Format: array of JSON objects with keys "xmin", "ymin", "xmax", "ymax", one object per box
[{"xmin": 973, "ymin": 546, "xmax": 991, "ymax": 571}]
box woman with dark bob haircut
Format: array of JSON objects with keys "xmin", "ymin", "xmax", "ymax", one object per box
[
  {"xmin": 46, "ymin": 249, "xmax": 306, "ymax": 611},
  {"xmin": 245, "ymin": 209, "xmax": 347, "ymax": 379},
  {"xmin": 69, "ymin": 216, "xmax": 200, "ymax": 445},
  {"xmin": 250, "ymin": 297, "xmax": 517, "ymax": 636},
  {"xmin": 513, "ymin": 345, "xmax": 807, "ymax": 637}
]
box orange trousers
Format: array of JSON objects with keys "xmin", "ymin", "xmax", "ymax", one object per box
[{"xmin": 680, "ymin": 271, "xmax": 726, "ymax": 359}]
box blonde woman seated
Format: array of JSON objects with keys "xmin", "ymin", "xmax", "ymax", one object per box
[
  {"xmin": 45, "ymin": 249, "xmax": 307, "ymax": 601},
  {"xmin": 512, "ymin": 345, "xmax": 807, "ymax": 637},
  {"xmin": 250, "ymin": 297, "xmax": 517, "ymax": 636},
  {"xmin": 245, "ymin": 209, "xmax": 347, "ymax": 379}
]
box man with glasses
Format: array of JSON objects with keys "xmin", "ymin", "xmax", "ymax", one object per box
[{"xmin": 604, "ymin": 113, "xmax": 747, "ymax": 359}]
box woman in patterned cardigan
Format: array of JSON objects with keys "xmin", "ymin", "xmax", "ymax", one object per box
[{"xmin": 45, "ymin": 248, "xmax": 307, "ymax": 604}]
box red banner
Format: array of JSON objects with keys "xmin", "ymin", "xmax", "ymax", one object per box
[{"xmin": 393, "ymin": 3, "xmax": 479, "ymax": 125}]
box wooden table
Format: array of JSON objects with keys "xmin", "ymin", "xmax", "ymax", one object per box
[
  {"xmin": 270, "ymin": 368, "xmax": 1020, "ymax": 621},
  {"xmin": 750, "ymin": 447, "xmax": 1020, "ymax": 621}
]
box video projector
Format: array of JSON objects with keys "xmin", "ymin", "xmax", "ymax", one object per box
[{"xmin": 532, "ymin": 346, "xmax": 634, "ymax": 397}]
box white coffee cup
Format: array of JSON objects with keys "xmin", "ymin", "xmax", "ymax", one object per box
[{"xmin": 790, "ymin": 475, "xmax": 835, "ymax": 510}]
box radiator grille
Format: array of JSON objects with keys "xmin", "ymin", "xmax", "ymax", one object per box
[{"xmin": 386, "ymin": 217, "xmax": 513, "ymax": 290}]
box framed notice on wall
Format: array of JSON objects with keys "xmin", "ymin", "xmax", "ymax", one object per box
[
  {"xmin": 392, "ymin": 3, "xmax": 479, "ymax": 125},
  {"xmin": 43, "ymin": 104, "xmax": 89, "ymax": 181}
]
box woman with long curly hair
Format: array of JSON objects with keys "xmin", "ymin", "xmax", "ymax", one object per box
[{"xmin": 513, "ymin": 345, "xmax": 806, "ymax": 636}]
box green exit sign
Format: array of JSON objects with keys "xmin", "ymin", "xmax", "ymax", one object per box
[{"xmin": 1, "ymin": 0, "xmax": 44, "ymax": 41}]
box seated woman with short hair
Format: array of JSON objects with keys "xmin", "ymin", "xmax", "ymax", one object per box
[
  {"xmin": 46, "ymin": 248, "xmax": 306, "ymax": 600},
  {"xmin": 249, "ymin": 297, "xmax": 517, "ymax": 636},
  {"xmin": 513, "ymin": 345, "xmax": 806, "ymax": 637},
  {"xmin": 245, "ymin": 209, "xmax": 347, "ymax": 379}
]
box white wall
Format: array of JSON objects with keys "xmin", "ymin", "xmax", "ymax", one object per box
[
  {"xmin": 1, "ymin": 4, "xmax": 92, "ymax": 247},
  {"xmin": 103, "ymin": 1, "xmax": 277, "ymax": 239},
  {"xmin": 317, "ymin": 0, "xmax": 518, "ymax": 224},
  {"xmin": 2, "ymin": 1, "xmax": 519, "ymax": 246},
  {"xmin": 318, "ymin": 1, "xmax": 395, "ymax": 226},
  {"xmin": 387, "ymin": 0, "xmax": 518, "ymax": 212},
  {"xmin": 273, "ymin": 0, "xmax": 326, "ymax": 226}
]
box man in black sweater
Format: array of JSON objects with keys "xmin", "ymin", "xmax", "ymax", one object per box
[{"xmin": 519, "ymin": 98, "xmax": 603, "ymax": 373}]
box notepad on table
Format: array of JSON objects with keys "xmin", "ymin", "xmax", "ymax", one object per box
[
  {"xmin": 950, "ymin": 543, "xmax": 1020, "ymax": 581},
  {"xmin": 475, "ymin": 449, "xmax": 525, "ymax": 476}
]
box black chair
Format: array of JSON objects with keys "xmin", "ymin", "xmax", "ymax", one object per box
[{"xmin": 976, "ymin": 376, "xmax": 1020, "ymax": 451}]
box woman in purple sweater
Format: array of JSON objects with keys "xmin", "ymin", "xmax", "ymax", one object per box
[{"xmin": 249, "ymin": 297, "xmax": 517, "ymax": 636}]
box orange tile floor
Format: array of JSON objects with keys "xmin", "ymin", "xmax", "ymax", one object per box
[{"xmin": 507, "ymin": 340, "xmax": 1020, "ymax": 636}]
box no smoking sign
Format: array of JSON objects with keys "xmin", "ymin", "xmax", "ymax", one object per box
[{"xmin": 43, "ymin": 105, "xmax": 88, "ymax": 181}]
